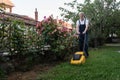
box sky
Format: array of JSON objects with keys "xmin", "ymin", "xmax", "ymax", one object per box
[
  {"xmin": 12, "ymin": 0, "xmax": 84, "ymax": 21},
  {"xmin": 11, "ymin": 0, "xmax": 120, "ymax": 21}
]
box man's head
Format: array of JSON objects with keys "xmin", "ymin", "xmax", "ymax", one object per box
[{"xmin": 79, "ymin": 12, "xmax": 85, "ymax": 20}]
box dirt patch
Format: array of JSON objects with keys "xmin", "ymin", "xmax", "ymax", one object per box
[
  {"xmin": 8, "ymin": 71, "xmax": 37, "ymax": 80},
  {"xmin": 8, "ymin": 63, "xmax": 58, "ymax": 80},
  {"xmin": 118, "ymin": 51, "xmax": 120, "ymax": 53}
]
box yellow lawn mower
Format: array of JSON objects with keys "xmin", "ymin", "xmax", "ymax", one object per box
[{"xmin": 70, "ymin": 34, "xmax": 87, "ymax": 64}]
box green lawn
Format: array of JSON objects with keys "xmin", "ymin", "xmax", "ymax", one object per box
[{"xmin": 36, "ymin": 46, "xmax": 120, "ymax": 80}]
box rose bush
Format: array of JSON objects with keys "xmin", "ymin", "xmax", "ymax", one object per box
[{"xmin": 36, "ymin": 16, "xmax": 74, "ymax": 60}]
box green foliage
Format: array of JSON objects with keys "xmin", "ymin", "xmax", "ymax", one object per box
[
  {"xmin": 37, "ymin": 46, "xmax": 120, "ymax": 80},
  {"xmin": 10, "ymin": 20, "xmax": 25, "ymax": 55},
  {"xmin": 0, "ymin": 18, "xmax": 44, "ymax": 71},
  {"xmin": 0, "ymin": 68, "xmax": 6, "ymax": 80},
  {"xmin": 7, "ymin": 19, "xmax": 43, "ymax": 56},
  {"xmin": 59, "ymin": 0, "xmax": 80, "ymax": 26},
  {"xmin": 0, "ymin": 18, "xmax": 11, "ymax": 52}
]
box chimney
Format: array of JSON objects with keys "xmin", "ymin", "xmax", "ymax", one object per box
[
  {"xmin": 10, "ymin": 7, "xmax": 12, "ymax": 13},
  {"xmin": 35, "ymin": 8, "xmax": 38, "ymax": 21}
]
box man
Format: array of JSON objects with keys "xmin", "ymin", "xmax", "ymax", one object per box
[{"xmin": 76, "ymin": 12, "xmax": 89, "ymax": 58}]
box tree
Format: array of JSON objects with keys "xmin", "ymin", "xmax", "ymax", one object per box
[{"xmin": 59, "ymin": 0, "xmax": 120, "ymax": 47}]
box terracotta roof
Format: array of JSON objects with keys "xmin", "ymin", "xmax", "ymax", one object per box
[
  {"xmin": 0, "ymin": 11, "xmax": 38, "ymax": 26},
  {"xmin": 0, "ymin": 0, "xmax": 14, "ymax": 7},
  {"xmin": 57, "ymin": 19, "xmax": 72, "ymax": 29}
]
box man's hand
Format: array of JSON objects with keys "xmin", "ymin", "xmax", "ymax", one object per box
[
  {"xmin": 73, "ymin": 34, "xmax": 79, "ymax": 38},
  {"xmin": 82, "ymin": 31, "xmax": 86, "ymax": 34},
  {"xmin": 77, "ymin": 32, "xmax": 80, "ymax": 35}
]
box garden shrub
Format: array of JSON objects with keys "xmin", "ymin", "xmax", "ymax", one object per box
[
  {"xmin": 0, "ymin": 17, "xmax": 74, "ymax": 72},
  {"xmin": 0, "ymin": 19, "xmax": 43, "ymax": 71},
  {"xmin": 9, "ymin": 20, "xmax": 44, "ymax": 70},
  {"xmin": 36, "ymin": 17, "xmax": 74, "ymax": 60}
]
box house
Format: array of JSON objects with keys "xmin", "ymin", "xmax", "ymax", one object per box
[
  {"xmin": 0, "ymin": 0, "xmax": 39, "ymax": 26},
  {"xmin": 0, "ymin": 0, "xmax": 14, "ymax": 13},
  {"xmin": 0, "ymin": 10, "xmax": 38, "ymax": 26}
]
